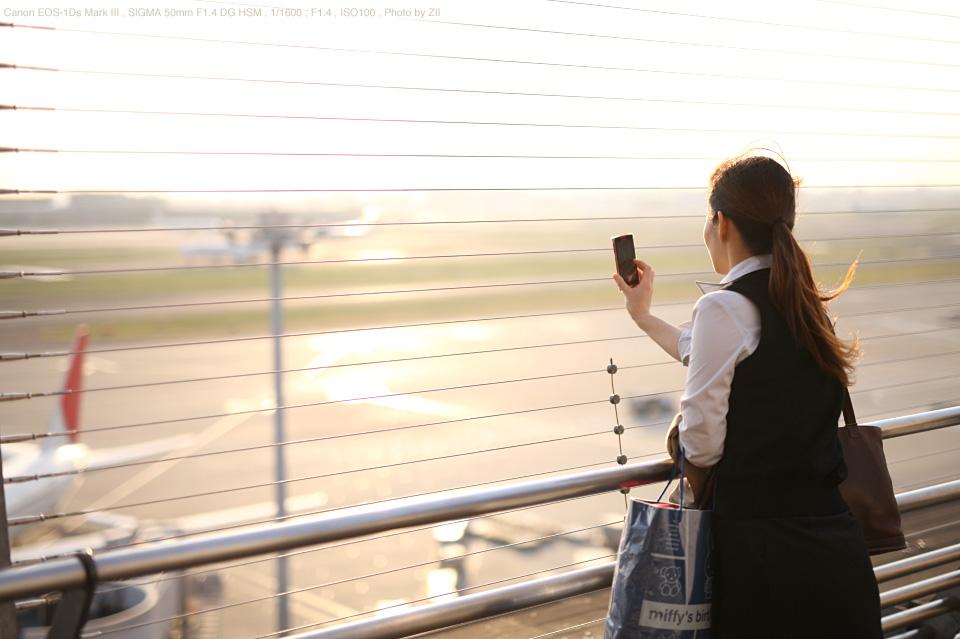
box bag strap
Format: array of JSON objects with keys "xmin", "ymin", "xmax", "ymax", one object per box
[
  {"xmin": 829, "ymin": 316, "xmax": 860, "ymax": 432},
  {"xmin": 842, "ymin": 386, "xmax": 862, "ymax": 438},
  {"xmin": 656, "ymin": 457, "xmax": 680, "ymax": 503},
  {"xmin": 842, "ymin": 386, "xmax": 857, "ymax": 426}
]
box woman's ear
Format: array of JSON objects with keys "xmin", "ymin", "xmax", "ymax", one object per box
[{"xmin": 716, "ymin": 211, "xmax": 729, "ymax": 242}]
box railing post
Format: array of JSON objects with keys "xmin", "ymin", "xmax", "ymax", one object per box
[{"xmin": 0, "ymin": 440, "xmax": 20, "ymax": 635}]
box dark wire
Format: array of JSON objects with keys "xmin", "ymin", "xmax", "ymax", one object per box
[
  {"xmin": 4, "ymin": 305, "xmax": 666, "ymax": 359},
  {"xmin": 414, "ymin": 18, "xmax": 960, "ymax": 69},
  {"xmin": 92, "ymin": 518, "xmax": 622, "ymax": 631},
  {"xmin": 64, "ymin": 454, "xmax": 661, "ymax": 558},
  {"xmin": 82, "ymin": 468, "xmax": 622, "ymax": 583},
  {"xmin": 49, "ymin": 276, "xmax": 617, "ymax": 316},
  {"xmin": 9, "ymin": 255, "xmax": 954, "ymax": 319},
  {"xmin": 851, "ymin": 372, "xmax": 960, "ymax": 396},
  {"xmin": 7, "ymin": 231, "xmax": 960, "ymax": 280},
  {"xmin": 3, "ymin": 267, "xmax": 956, "ymax": 366},
  {"xmin": 11, "ymin": 343, "xmax": 671, "ymax": 402},
  {"xmin": 10, "ymin": 421, "xmax": 612, "ymax": 489},
  {"xmin": 7, "ymin": 184, "xmax": 959, "ymax": 196},
  {"xmin": 6, "ymin": 382, "xmax": 672, "ymax": 484},
  {"xmin": 8, "ymin": 65, "xmax": 960, "ymax": 118},
  {"xmin": 13, "ymin": 148, "xmax": 960, "ymax": 162},
  {"xmin": 5, "ymin": 207, "xmax": 957, "ymax": 236},
  {"xmin": 542, "ymin": 0, "xmax": 960, "ymax": 45},
  {"xmin": 809, "ymin": 0, "xmax": 960, "ymax": 20},
  {"xmin": 257, "ymin": 554, "xmax": 619, "ymax": 639},
  {"xmin": 527, "ymin": 619, "xmax": 608, "ymax": 639},
  {"xmin": 5, "ymin": 21, "xmax": 959, "ymax": 90},
  {"xmin": 860, "ymin": 348, "xmax": 960, "ymax": 369},
  {"xmin": 861, "ymin": 397, "xmax": 960, "ymax": 421},
  {"xmin": 5, "ymin": 185, "xmax": 960, "ymax": 196},
  {"xmin": 11, "ymin": 105, "xmax": 960, "ymax": 136}
]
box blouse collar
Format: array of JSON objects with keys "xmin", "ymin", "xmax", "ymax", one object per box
[{"xmin": 696, "ymin": 254, "xmax": 773, "ymax": 294}]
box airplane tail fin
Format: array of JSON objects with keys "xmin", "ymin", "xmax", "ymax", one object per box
[{"xmin": 45, "ymin": 326, "xmax": 88, "ymax": 450}]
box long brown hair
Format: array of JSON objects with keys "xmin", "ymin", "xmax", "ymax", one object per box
[{"xmin": 707, "ymin": 150, "xmax": 860, "ymax": 385}]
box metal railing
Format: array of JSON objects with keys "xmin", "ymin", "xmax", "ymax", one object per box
[{"xmin": 1, "ymin": 405, "xmax": 959, "ymax": 637}]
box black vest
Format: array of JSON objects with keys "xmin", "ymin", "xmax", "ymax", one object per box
[{"xmin": 714, "ymin": 269, "xmax": 848, "ymax": 519}]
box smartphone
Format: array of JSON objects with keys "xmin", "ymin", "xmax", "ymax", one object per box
[{"xmin": 612, "ymin": 234, "xmax": 639, "ymax": 287}]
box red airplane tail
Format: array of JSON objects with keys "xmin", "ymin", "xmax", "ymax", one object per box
[{"xmin": 44, "ymin": 326, "xmax": 88, "ymax": 450}]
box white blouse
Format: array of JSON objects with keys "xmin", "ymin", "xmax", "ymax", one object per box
[{"xmin": 676, "ymin": 254, "xmax": 772, "ymax": 468}]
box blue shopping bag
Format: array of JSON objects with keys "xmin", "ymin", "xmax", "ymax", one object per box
[{"xmin": 604, "ymin": 497, "xmax": 714, "ymax": 639}]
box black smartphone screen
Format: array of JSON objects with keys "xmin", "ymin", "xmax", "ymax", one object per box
[{"xmin": 613, "ymin": 234, "xmax": 639, "ymax": 287}]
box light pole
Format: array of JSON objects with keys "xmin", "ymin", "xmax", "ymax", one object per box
[{"xmin": 261, "ymin": 212, "xmax": 292, "ymax": 635}]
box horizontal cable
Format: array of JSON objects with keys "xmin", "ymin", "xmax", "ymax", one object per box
[
  {"xmin": 257, "ymin": 555, "xmax": 619, "ymax": 639},
  {"xmin": 11, "ymin": 380, "xmax": 632, "ymax": 446},
  {"xmin": 71, "ymin": 452, "xmax": 661, "ymax": 562},
  {"xmin": 418, "ymin": 18, "xmax": 960, "ymax": 69},
  {"xmin": 841, "ymin": 300, "xmax": 960, "ymax": 319},
  {"xmin": 7, "ymin": 231, "xmax": 960, "ymax": 280},
  {"xmin": 860, "ymin": 349, "xmax": 960, "ymax": 369},
  {"xmin": 888, "ymin": 442, "xmax": 960, "ymax": 468},
  {"xmin": 860, "ymin": 396, "xmax": 960, "ymax": 421},
  {"xmin": 6, "ymin": 216, "xmax": 708, "ymax": 237},
  {"xmin": 899, "ymin": 470, "xmax": 960, "ymax": 492},
  {"xmin": 5, "ymin": 185, "xmax": 960, "ymax": 197},
  {"xmin": 903, "ymin": 520, "xmax": 960, "ymax": 548},
  {"xmin": 3, "ymin": 271, "xmax": 956, "ymax": 387},
  {"xmin": 543, "ymin": 0, "xmax": 960, "ymax": 45},
  {"xmin": 2, "ymin": 246, "xmax": 690, "ymax": 279},
  {"xmin": 527, "ymin": 619, "xmax": 608, "ymax": 639},
  {"xmin": 861, "ymin": 325, "xmax": 960, "ymax": 343},
  {"xmin": 6, "ymin": 325, "xmax": 957, "ymax": 445},
  {"xmin": 9, "ymin": 426, "xmax": 668, "ymax": 530},
  {"xmin": 9, "ymin": 418, "xmax": 611, "ymax": 490},
  {"xmin": 5, "ymin": 22, "xmax": 959, "ymax": 94},
  {"xmin": 4, "ymin": 365, "xmax": 623, "ymax": 479},
  {"xmin": 7, "ymin": 66, "xmax": 960, "ymax": 119},
  {"xmin": 0, "ymin": 305, "xmax": 655, "ymax": 373},
  {"xmin": 6, "ymin": 417, "xmax": 664, "ymax": 519},
  {"xmin": 6, "ymin": 378, "xmax": 670, "ymax": 486},
  {"xmin": 803, "ymin": 206, "xmax": 960, "ymax": 215},
  {"xmin": 91, "ymin": 553, "xmax": 619, "ymax": 639},
  {"xmin": 15, "ymin": 306, "xmax": 634, "ymax": 351},
  {"xmin": 45, "ymin": 276, "xmax": 617, "ymax": 316},
  {"xmin": 5, "ymin": 207, "xmax": 958, "ymax": 237},
  {"xmin": 5, "ymin": 254, "xmax": 953, "ymax": 322},
  {"xmin": 79, "ymin": 464, "xmax": 624, "ymax": 583},
  {"xmin": 851, "ymin": 372, "xmax": 960, "ymax": 397},
  {"xmin": 97, "ymin": 519, "xmax": 621, "ymax": 636},
  {"xmin": 16, "ymin": 464, "xmax": 619, "ymax": 569},
  {"xmin": 11, "ymin": 148, "xmax": 960, "ymax": 162},
  {"xmin": 10, "ymin": 105, "xmax": 960, "ymax": 138},
  {"xmin": 810, "ymin": 0, "xmax": 960, "ymax": 20},
  {"xmin": 853, "ymin": 278, "xmax": 960, "ymax": 292},
  {"xmin": 0, "ymin": 272, "xmax": 955, "ymax": 403},
  {"xmin": 5, "ymin": 342, "xmax": 668, "ymax": 407}
]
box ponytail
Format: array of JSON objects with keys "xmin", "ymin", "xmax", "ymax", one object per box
[
  {"xmin": 769, "ymin": 218, "xmax": 859, "ymax": 386},
  {"xmin": 709, "ymin": 150, "xmax": 860, "ymax": 386}
]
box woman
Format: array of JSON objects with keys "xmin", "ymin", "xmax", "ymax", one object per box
[{"xmin": 613, "ymin": 151, "xmax": 882, "ymax": 638}]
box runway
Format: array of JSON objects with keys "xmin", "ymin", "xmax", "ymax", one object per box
[{"xmin": 3, "ymin": 239, "xmax": 960, "ymax": 637}]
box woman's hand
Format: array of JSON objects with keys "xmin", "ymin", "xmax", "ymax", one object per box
[
  {"xmin": 613, "ymin": 258, "xmax": 655, "ymax": 325},
  {"xmin": 614, "ymin": 259, "xmax": 683, "ymax": 362}
]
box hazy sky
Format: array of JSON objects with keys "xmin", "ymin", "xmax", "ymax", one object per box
[{"xmin": 2, "ymin": 0, "xmax": 959, "ymax": 198}]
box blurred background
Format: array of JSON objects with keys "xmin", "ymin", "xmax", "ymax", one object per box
[{"xmin": 1, "ymin": 1, "xmax": 959, "ymax": 637}]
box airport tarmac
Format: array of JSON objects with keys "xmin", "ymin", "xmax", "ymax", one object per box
[{"xmin": 3, "ymin": 246, "xmax": 960, "ymax": 637}]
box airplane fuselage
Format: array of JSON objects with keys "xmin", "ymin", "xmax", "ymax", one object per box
[{"xmin": 2, "ymin": 441, "xmax": 89, "ymax": 542}]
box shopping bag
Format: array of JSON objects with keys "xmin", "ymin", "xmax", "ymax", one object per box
[{"xmin": 604, "ymin": 497, "xmax": 714, "ymax": 639}]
